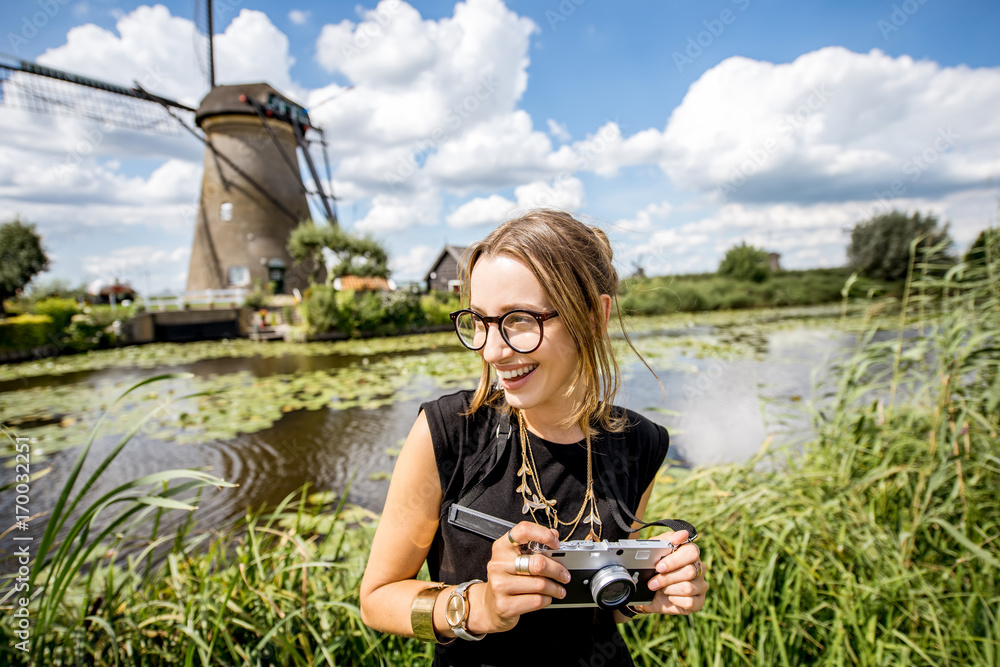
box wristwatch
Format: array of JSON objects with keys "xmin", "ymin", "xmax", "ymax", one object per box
[{"xmin": 446, "ymin": 580, "xmax": 486, "ymax": 641}]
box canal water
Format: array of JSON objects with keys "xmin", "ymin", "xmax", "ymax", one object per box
[{"xmin": 1, "ymin": 306, "xmax": 861, "ymax": 547}]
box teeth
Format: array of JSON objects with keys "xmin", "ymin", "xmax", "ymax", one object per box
[{"xmin": 497, "ymin": 365, "xmax": 537, "ymax": 380}]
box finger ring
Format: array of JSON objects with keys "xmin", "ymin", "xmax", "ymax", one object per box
[
  {"xmin": 507, "ymin": 530, "xmax": 517, "ymax": 545},
  {"xmin": 514, "ymin": 554, "xmax": 531, "ymax": 576},
  {"xmin": 693, "ymin": 560, "xmax": 704, "ymax": 579}
]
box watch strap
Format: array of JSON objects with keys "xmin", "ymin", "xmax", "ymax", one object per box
[{"xmin": 448, "ymin": 580, "xmax": 486, "ymax": 641}]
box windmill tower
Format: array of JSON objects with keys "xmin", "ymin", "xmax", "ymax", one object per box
[
  {"xmin": 0, "ymin": 4, "xmax": 337, "ymax": 295},
  {"xmin": 188, "ymin": 83, "xmax": 329, "ymax": 294}
]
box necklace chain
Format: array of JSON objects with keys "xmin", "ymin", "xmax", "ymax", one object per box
[{"xmin": 514, "ymin": 410, "xmax": 601, "ymax": 541}]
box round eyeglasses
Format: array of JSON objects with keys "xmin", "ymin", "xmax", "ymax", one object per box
[{"xmin": 449, "ymin": 308, "xmax": 560, "ymax": 354}]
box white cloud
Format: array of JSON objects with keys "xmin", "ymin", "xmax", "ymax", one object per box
[
  {"xmin": 311, "ymin": 0, "xmax": 544, "ymax": 195},
  {"xmin": 214, "ymin": 10, "xmax": 302, "ymax": 100},
  {"xmin": 390, "ymin": 243, "xmax": 438, "ymax": 279},
  {"xmin": 353, "ymin": 189, "xmax": 442, "ymax": 234},
  {"xmin": 547, "ymin": 119, "xmax": 571, "ymax": 142},
  {"xmin": 445, "ymin": 176, "xmax": 586, "ymax": 228},
  {"xmin": 659, "ymin": 47, "xmax": 1000, "ymax": 204},
  {"xmin": 446, "ymin": 194, "xmax": 514, "ymax": 228},
  {"xmin": 613, "ymin": 201, "xmax": 673, "ymax": 233},
  {"xmin": 288, "ymin": 10, "xmax": 311, "ymax": 25},
  {"xmin": 425, "ymin": 111, "xmax": 563, "ymax": 190},
  {"xmin": 37, "ymin": 5, "xmax": 207, "ymax": 107},
  {"xmin": 81, "ymin": 245, "xmax": 190, "ymax": 279},
  {"xmin": 513, "ymin": 176, "xmax": 585, "ymax": 211}
]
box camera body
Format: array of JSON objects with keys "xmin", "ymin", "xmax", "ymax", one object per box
[{"xmin": 532, "ymin": 539, "xmax": 678, "ymax": 610}]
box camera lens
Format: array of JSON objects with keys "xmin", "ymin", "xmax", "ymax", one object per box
[{"xmin": 589, "ymin": 565, "xmax": 636, "ymax": 610}]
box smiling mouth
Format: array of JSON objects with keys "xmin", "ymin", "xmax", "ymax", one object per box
[{"xmin": 496, "ymin": 364, "xmax": 537, "ymax": 381}]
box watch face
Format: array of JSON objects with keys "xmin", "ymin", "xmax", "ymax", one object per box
[{"xmin": 446, "ymin": 592, "xmax": 466, "ymax": 627}]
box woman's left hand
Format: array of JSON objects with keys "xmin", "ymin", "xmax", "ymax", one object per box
[{"xmin": 636, "ymin": 530, "xmax": 708, "ymax": 616}]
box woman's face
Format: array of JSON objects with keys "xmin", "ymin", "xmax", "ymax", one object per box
[{"xmin": 469, "ymin": 254, "xmax": 581, "ymax": 420}]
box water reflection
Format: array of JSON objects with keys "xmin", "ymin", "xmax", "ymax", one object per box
[
  {"xmin": 1, "ymin": 318, "xmax": 862, "ymax": 550},
  {"xmin": 623, "ymin": 327, "xmax": 852, "ymax": 466}
]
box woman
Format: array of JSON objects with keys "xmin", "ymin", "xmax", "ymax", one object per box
[{"xmin": 360, "ymin": 210, "xmax": 707, "ymax": 666}]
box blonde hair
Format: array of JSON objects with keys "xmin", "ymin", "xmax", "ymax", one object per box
[{"xmin": 461, "ymin": 209, "xmax": 644, "ymax": 435}]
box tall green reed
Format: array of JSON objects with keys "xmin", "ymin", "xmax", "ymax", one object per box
[
  {"xmin": 2, "ymin": 231, "xmax": 997, "ymax": 665},
  {"xmin": 632, "ymin": 231, "xmax": 999, "ymax": 665},
  {"xmin": 1, "ymin": 374, "xmax": 427, "ymax": 665}
]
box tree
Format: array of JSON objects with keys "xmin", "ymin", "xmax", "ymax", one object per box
[
  {"xmin": 718, "ymin": 242, "xmax": 771, "ymax": 282},
  {"xmin": 288, "ymin": 220, "xmax": 390, "ymax": 285},
  {"xmin": 0, "ymin": 217, "xmax": 50, "ymax": 315},
  {"xmin": 963, "ymin": 228, "xmax": 998, "ymax": 268},
  {"xmin": 847, "ymin": 210, "xmax": 954, "ymax": 281}
]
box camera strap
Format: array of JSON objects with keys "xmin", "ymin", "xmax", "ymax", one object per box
[
  {"xmin": 594, "ymin": 433, "xmax": 698, "ymax": 541},
  {"xmin": 446, "ymin": 410, "xmax": 514, "ymax": 541},
  {"xmin": 447, "ymin": 409, "xmax": 696, "ymax": 543}
]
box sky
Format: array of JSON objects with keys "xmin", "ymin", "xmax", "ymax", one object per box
[{"xmin": 1, "ymin": 0, "xmax": 998, "ymax": 295}]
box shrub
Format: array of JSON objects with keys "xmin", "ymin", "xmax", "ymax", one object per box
[
  {"xmin": 302, "ymin": 287, "xmax": 424, "ymax": 335},
  {"xmin": 718, "ymin": 242, "xmax": 772, "ymax": 282},
  {"xmin": 64, "ymin": 313, "xmax": 115, "ymax": 351},
  {"xmin": 301, "ymin": 284, "xmax": 341, "ymax": 333},
  {"xmin": 847, "ymin": 210, "xmax": 954, "ymax": 281},
  {"xmin": 380, "ymin": 291, "xmax": 424, "ymax": 331},
  {"xmin": 420, "ymin": 291, "xmax": 461, "ymax": 325},
  {"xmin": 0, "ymin": 313, "xmax": 54, "ymax": 350},
  {"xmin": 32, "ymin": 297, "xmax": 79, "ymax": 331}
]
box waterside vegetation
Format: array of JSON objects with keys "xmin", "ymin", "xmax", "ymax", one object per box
[{"xmin": 0, "ymin": 236, "xmax": 997, "ymax": 665}]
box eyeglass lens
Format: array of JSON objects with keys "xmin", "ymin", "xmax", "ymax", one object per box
[{"xmin": 454, "ymin": 311, "xmax": 542, "ymax": 353}]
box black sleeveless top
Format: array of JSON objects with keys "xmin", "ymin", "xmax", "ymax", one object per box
[{"xmin": 420, "ymin": 390, "xmax": 670, "ymax": 667}]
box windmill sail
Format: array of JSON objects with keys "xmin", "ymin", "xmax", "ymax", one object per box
[
  {"xmin": 0, "ymin": 54, "xmax": 194, "ymax": 134},
  {"xmin": 0, "ymin": 53, "xmax": 337, "ymax": 296}
]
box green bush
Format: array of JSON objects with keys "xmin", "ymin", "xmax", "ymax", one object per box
[
  {"xmin": 301, "ymin": 284, "xmax": 341, "ymax": 333},
  {"xmin": 0, "ymin": 313, "xmax": 54, "ymax": 350},
  {"xmin": 64, "ymin": 313, "xmax": 114, "ymax": 351},
  {"xmin": 32, "ymin": 297, "xmax": 79, "ymax": 331},
  {"xmin": 380, "ymin": 291, "xmax": 424, "ymax": 331},
  {"xmin": 620, "ymin": 269, "xmax": 903, "ymax": 315},
  {"xmin": 302, "ymin": 288, "xmax": 425, "ymax": 336},
  {"xmin": 718, "ymin": 242, "xmax": 772, "ymax": 282},
  {"xmin": 420, "ymin": 291, "xmax": 461, "ymax": 325},
  {"xmin": 848, "ymin": 209, "xmax": 954, "ymax": 281}
]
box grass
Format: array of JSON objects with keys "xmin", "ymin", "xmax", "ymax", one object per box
[
  {"xmin": 620, "ymin": 267, "xmax": 903, "ymax": 315},
  {"xmin": 0, "ymin": 239, "xmax": 997, "ymax": 665}
]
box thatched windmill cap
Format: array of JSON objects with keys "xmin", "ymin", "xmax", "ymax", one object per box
[{"xmin": 194, "ymin": 83, "xmax": 310, "ymax": 129}]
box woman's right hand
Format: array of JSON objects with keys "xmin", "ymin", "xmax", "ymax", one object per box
[{"xmin": 469, "ymin": 521, "xmax": 570, "ymax": 634}]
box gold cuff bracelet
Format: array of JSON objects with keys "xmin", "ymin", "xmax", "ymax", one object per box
[{"xmin": 410, "ymin": 584, "xmax": 447, "ymax": 643}]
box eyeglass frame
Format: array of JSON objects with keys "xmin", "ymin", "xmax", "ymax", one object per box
[{"xmin": 448, "ymin": 308, "xmax": 560, "ymax": 354}]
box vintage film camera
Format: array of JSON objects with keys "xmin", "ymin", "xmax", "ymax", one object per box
[{"xmin": 531, "ymin": 539, "xmax": 681, "ymax": 610}]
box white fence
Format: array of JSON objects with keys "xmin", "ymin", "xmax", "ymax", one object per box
[{"xmin": 146, "ymin": 288, "xmax": 248, "ymax": 311}]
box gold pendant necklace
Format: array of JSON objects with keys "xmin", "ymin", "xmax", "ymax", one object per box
[{"xmin": 514, "ymin": 410, "xmax": 602, "ymax": 541}]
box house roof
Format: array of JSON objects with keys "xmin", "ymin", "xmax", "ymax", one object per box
[
  {"xmin": 423, "ymin": 245, "xmax": 469, "ymax": 282},
  {"xmin": 333, "ymin": 275, "xmax": 393, "ymax": 292}
]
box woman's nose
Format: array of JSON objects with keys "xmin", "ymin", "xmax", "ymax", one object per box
[{"xmin": 480, "ymin": 323, "xmax": 513, "ymax": 363}]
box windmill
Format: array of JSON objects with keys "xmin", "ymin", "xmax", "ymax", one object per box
[{"xmin": 0, "ymin": 3, "xmax": 337, "ymax": 296}]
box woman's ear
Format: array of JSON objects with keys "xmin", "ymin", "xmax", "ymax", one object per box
[{"xmin": 598, "ymin": 294, "xmax": 612, "ymax": 329}]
